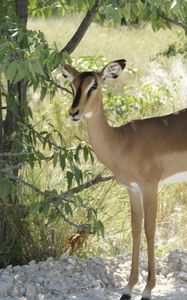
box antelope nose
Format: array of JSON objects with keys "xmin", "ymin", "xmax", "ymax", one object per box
[
  {"xmin": 69, "ymin": 109, "xmax": 79, "ymax": 117},
  {"xmin": 69, "ymin": 109, "xmax": 80, "ymax": 121}
]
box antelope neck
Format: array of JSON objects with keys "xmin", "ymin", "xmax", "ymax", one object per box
[{"xmin": 86, "ymin": 102, "xmax": 121, "ymax": 168}]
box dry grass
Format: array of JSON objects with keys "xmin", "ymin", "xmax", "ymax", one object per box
[{"xmin": 28, "ymin": 15, "xmax": 179, "ymax": 66}]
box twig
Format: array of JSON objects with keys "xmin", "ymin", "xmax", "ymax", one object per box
[
  {"xmin": 157, "ymin": 10, "xmax": 187, "ymax": 31},
  {"xmin": 0, "ymin": 162, "xmax": 27, "ymax": 173},
  {"xmin": 47, "ymin": 78, "xmax": 73, "ymax": 95},
  {"xmin": 63, "ymin": 174, "xmax": 114, "ymax": 196},
  {"xmin": 0, "ymin": 152, "xmax": 30, "ymax": 157},
  {"xmin": 0, "ymin": 168, "xmax": 114, "ymax": 228},
  {"xmin": 54, "ymin": 206, "xmax": 81, "ymax": 229},
  {"xmin": 61, "ymin": 1, "xmax": 99, "ymax": 54},
  {"xmin": 0, "ymin": 171, "xmax": 44, "ymax": 196}
]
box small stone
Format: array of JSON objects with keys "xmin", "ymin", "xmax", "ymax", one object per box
[
  {"xmin": 29, "ymin": 260, "xmax": 36, "ymax": 265},
  {"xmin": 178, "ymin": 272, "xmax": 187, "ymax": 281},
  {"xmin": 167, "ymin": 272, "xmax": 174, "ymax": 279},
  {"xmin": 38, "ymin": 276, "xmax": 44, "ymax": 285},
  {"xmin": 59, "ymin": 252, "xmax": 69, "ymax": 261},
  {"xmin": 113, "ymin": 272, "xmax": 125, "ymax": 283},
  {"xmin": 88, "ymin": 287, "xmax": 104, "ymax": 299},
  {"xmin": 46, "ymin": 257, "xmax": 54, "ymax": 262},
  {"xmin": 26, "ymin": 283, "xmax": 36, "ymax": 297},
  {"xmin": 20, "ymin": 287, "xmax": 26, "ymax": 296},
  {"xmin": 65, "ymin": 265, "xmax": 73, "ymax": 271},
  {"xmin": 91, "ymin": 257, "xmax": 106, "ymax": 266}
]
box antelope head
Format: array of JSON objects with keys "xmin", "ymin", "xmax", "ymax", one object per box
[{"xmin": 62, "ymin": 59, "xmax": 126, "ymax": 121}]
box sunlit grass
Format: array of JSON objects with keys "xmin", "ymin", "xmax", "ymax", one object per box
[{"xmin": 28, "ymin": 15, "xmax": 179, "ymax": 66}]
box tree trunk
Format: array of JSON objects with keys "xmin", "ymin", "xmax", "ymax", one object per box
[{"xmin": 0, "ymin": 0, "xmax": 29, "ymax": 268}]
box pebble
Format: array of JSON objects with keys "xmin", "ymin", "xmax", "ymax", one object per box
[{"xmin": 0, "ymin": 249, "xmax": 186, "ymax": 299}]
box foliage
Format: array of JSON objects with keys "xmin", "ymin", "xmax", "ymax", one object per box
[
  {"xmin": 153, "ymin": 31, "xmax": 187, "ymax": 59},
  {"xmin": 28, "ymin": 1, "xmax": 187, "ymax": 31},
  {"xmin": 0, "ymin": 0, "xmax": 187, "ymax": 266}
]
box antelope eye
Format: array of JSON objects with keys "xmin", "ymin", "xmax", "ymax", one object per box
[{"xmin": 90, "ymin": 83, "xmax": 98, "ymax": 91}]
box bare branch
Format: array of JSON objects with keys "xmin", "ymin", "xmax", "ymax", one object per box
[
  {"xmin": 0, "ymin": 167, "xmax": 113, "ymax": 228},
  {"xmin": 53, "ymin": 206, "xmax": 81, "ymax": 229},
  {"xmin": 64, "ymin": 174, "xmax": 114, "ymax": 196},
  {"xmin": 46, "ymin": 77, "xmax": 73, "ymax": 95},
  {"xmin": 2, "ymin": 172, "xmax": 44, "ymax": 195},
  {"xmin": 158, "ymin": 10, "xmax": 187, "ymax": 31},
  {"xmin": 61, "ymin": 1, "xmax": 99, "ymax": 54},
  {"xmin": 0, "ymin": 152, "xmax": 30, "ymax": 157},
  {"xmin": 0, "ymin": 162, "xmax": 27, "ymax": 173}
]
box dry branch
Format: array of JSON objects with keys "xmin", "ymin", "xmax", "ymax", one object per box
[
  {"xmin": 61, "ymin": 1, "xmax": 99, "ymax": 55},
  {"xmin": 158, "ymin": 10, "xmax": 187, "ymax": 31},
  {"xmin": 0, "ymin": 167, "xmax": 114, "ymax": 228}
]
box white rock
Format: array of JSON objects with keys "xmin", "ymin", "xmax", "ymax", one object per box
[
  {"xmin": 59, "ymin": 252, "xmax": 69, "ymax": 260},
  {"xmin": 20, "ymin": 287, "xmax": 26, "ymax": 296},
  {"xmin": 178, "ymin": 272, "xmax": 187, "ymax": 281},
  {"xmin": 47, "ymin": 257, "xmax": 54, "ymax": 262},
  {"xmin": 91, "ymin": 257, "xmax": 106, "ymax": 266},
  {"xmin": 29, "ymin": 260, "xmax": 36, "ymax": 265},
  {"xmin": 88, "ymin": 287, "xmax": 104, "ymax": 299},
  {"xmin": 38, "ymin": 276, "xmax": 44, "ymax": 285},
  {"xmin": 26, "ymin": 283, "xmax": 36, "ymax": 297},
  {"xmin": 0, "ymin": 279, "xmax": 14, "ymax": 296},
  {"xmin": 113, "ymin": 272, "xmax": 125, "ymax": 283}
]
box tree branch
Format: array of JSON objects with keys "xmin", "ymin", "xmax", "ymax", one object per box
[
  {"xmin": 61, "ymin": 1, "xmax": 99, "ymax": 54},
  {"xmin": 158, "ymin": 10, "xmax": 187, "ymax": 31},
  {"xmin": 47, "ymin": 78, "xmax": 73, "ymax": 95},
  {"xmin": 0, "ymin": 168, "xmax": 114, "ymax": 228},
  {"xmin": 0, "ymin": 152, "xmax": 30, "ymax": 157},
  {"xmin": 63, "ymin": 174, "xmax": 114, "ymax": 196},
  {"xmin": 0, "ymin": 162, "xmax": 27, "ymax": 173}
]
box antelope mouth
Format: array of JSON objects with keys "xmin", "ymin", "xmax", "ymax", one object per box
[{"xmin": 71, "ymin": 114, "xmax": 82, "ymax": 122}]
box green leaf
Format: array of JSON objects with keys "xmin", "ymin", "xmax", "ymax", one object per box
[
  {"xmin": 66, "ymin": 171, "xmax": 73, "ymax": 190},
  {"xmin": 93, "ymin": 219, "xmax": 105, "ymax": 238},
  {"xmin": 171, "ymin": 0, "xmax": 177, "ymax": 9},
  {"xmin": 53, "ymin": 152, "xmax": 58, "ymax": 167},
  {"xmin": 30, "ymin": 202, "xmax": 41, "ymax": 214},
  {"xmin": 74, "ymin": 167, "xmax": 83, "ymax": 185},
  {"xmin": 11, "ymin": 186, "xmax": 16, "ymax": 202},
  {"xmin": 40, "ymin": 85, "xmax": 47, "ymax": 101},
  {"xmin": 42, "ymin": 202, "xmax": 50, "ymax": 217},
  {"xmin": 60, "ymin": 153, "xmax": 66, "ymax": 170},
  {"xmin": 83, "ymin": 146, "xmax": 89, "ymax": 162},
  {"xmin": 97, "ymin": 220, "xmax": 105, "ymax": 238},
  {"xmin": 33, "ymin": 60, "xmax": 45, "ymax": 76},
  {"xmin": 0, "ymin": 178, "xmax": 11, "ymax": 198},
  {"xmin": 64, "ymin": 202, "xmax": 73, "ymax": 215},
  {"xmin": 5, "ymin": 61, "xmax": 18, "ymax": 83}
]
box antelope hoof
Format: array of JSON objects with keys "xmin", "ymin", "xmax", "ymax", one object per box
[{"xmin": 120, "ymin": 294, "xmax": 131, "ymax": 300}]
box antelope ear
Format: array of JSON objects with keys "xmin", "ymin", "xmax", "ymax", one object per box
[
  {"xmin": 62, "ymin": 64, "xmax": 79, "ymax": 82},
  {"xmin": 101, "ymin": 59, "xmax": 126, "ymax": 80}
]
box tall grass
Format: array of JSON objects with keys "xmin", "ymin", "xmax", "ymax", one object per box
[
  {"xmin": 28, "ymin": 15, "xmax": 179, "ymax": 66},
  {"xmin": 16, "ymin": 16, "xmax": 187, "ymax": 262}
]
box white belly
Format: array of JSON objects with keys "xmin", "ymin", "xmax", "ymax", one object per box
[{"xmin": 161, "ymin": 171, "xmax": 187, "ymax": 185}]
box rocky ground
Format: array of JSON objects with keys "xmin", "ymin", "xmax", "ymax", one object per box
[{"xmin": 0, "ymin": 249, "xmax": 186, "ymax": 300}]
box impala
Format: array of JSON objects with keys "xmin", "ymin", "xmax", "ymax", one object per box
[{"xmin": 62, "ymin": 59, "xmax": 187, "ymax": 300}]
